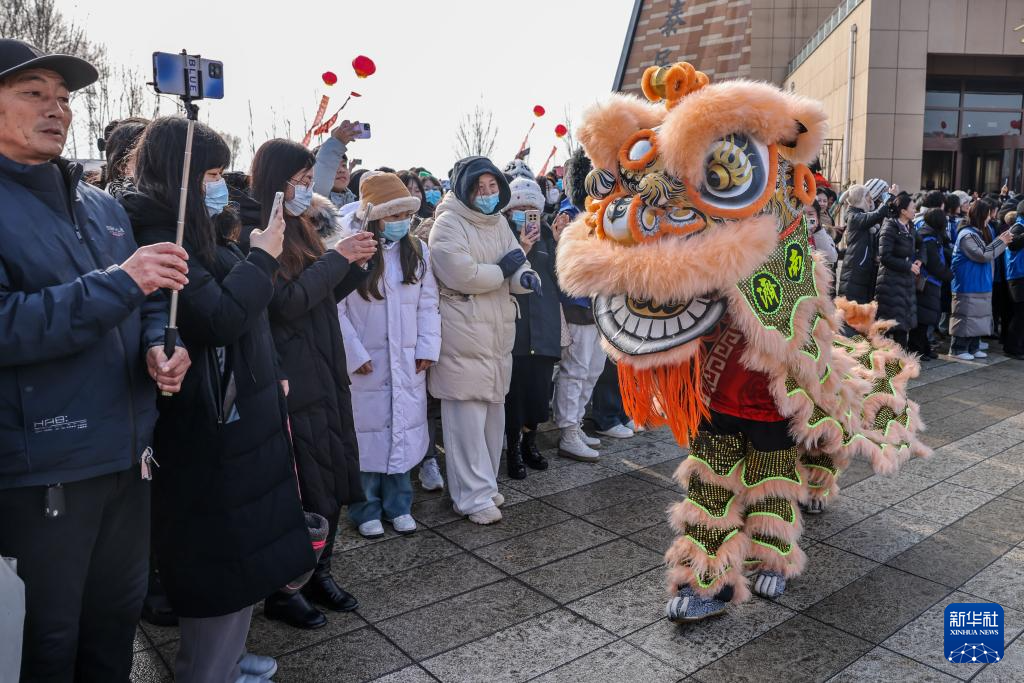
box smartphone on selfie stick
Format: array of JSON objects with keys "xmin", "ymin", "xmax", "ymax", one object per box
[{"xmin": 150, "ymin": 49, "xmax": 225, "ymax": 394}]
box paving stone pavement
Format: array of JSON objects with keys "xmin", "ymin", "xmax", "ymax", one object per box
[{"xmin": 133, "ymin": 352, "xmax": 1024, "ymax": 682}]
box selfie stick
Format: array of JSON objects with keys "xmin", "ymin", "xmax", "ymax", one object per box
[{"xmin": 161, "ymin": 89, "xmax": 200, "ymax": 395}]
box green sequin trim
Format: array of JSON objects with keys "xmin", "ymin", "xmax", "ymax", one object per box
[
  {"xmin": 686, "ymin": 474, "xmax": 737, "ymax": 519},
  {"xmin": 742, "ymin": 445, "xmax": 801, "ymax": 488},
  {"xmin": 750, "ymin": 534, "xmax": 793, "ymax": 556},
  {"xmin": 800, "ymin": 452, "xmax": 837, "ymax": 475},
  {"xmin": 693, "ymin": 566, "xmax": 730, "ymax": 589},
  {"xmin": 685, "ymin": 525, "xmax": 740, "ymax": 557},
  {"xmin": 745, "ymin": 496, "xmax": 795, "ymax": 524},
  {"xmin": 869, "ymin": 359, "xmax": 902, "ymax": 395}
]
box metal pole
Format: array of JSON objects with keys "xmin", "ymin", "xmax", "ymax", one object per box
[
  {"xmin": 161, "ymin": 101, "xmax": 198, "ymax": 394},
  {"xmin": 842, "ymin": 24, "xmax": 858, "ymax": 188}
]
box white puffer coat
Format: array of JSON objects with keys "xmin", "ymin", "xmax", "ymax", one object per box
[
  {"xmin": 338, "ymin": 240, "xmax": 441, "ymax": 474},
  {"xmin": 427, "ymin": 194, "xmax": 535, "ymax": 403}
]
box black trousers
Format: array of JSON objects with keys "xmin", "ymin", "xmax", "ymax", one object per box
[
  {"xmin": 1007, "ymin": 298, "xmax": 1024, "ymax": 356},
  {"xmin": 0, "ymin": 469, "xmax": 149, "ymax": 683}
]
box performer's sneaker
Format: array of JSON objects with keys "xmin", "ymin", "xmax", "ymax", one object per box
[
  {"xmin": 752, "ymin": 571, "xmax": 787, "ymax": 599},
  {"xmin": 666, "ymin": 585, "xmax": 728, "ymax": 623}
]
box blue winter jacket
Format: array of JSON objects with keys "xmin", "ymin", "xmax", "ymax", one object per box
[
  {"xmin": 0, "ymin": 155, "xmax": 166, "ymax": 489},
  {"xmin": 952, "ymin": 227, "xmax": 993, "ymax": 295}
]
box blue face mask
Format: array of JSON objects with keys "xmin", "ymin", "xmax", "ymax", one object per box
[
  {"xmin": 285, "ymin": 183, "xmax": 313, "ymax": 216},
  {"xmin": 204, "ymin": 178, "xmax": 229, "ymax": 216},
  {"xmin": 511, "ymin": 210, "xmax": 526, "ymax": 229},
  {"xmin": 381, "ymin": 218, "xmax": 411, "ymax": 242},
  {"xmin": 473, "ymin": 193, "xmax": 500, "ymax": 214},
  {"xmin": 556, "ymin": 179, "xmax": 563, "ymax": 190},
  {"xmin": 425, "ymin": 189, "xmax": 442, "ymax": 206}
]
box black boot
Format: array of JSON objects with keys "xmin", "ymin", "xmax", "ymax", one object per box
[
  {"xmin": 506, "ymin": 430, "xmax": 527, "ymax": 479},
  {"xmin": 264, "ymin": 591, "xmax": 327, "ymax": 629},
  {"xmin": 141, "ymin": 566, "xmax": 178, "ymax": 627},
  {"xmin": 304, "ymin": 569, "xmax": 360, "ymax": 612},
  {"xmin": 520, "ymin": 430, "xmax": 549, "ymax": 471}
]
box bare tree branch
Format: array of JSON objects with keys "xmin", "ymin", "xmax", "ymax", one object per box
[{"xmin": 454, "ymin": 102, "xmax": 498, "ymax": 160}]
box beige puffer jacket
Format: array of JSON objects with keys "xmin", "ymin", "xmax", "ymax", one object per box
[{"xmin": 427, "ymin": 194, "xmax": 535, "ymax": 402}]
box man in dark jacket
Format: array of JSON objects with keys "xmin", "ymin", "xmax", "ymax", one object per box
[{"xmin": 0, "ymin": 40, "xmax": 190, "ymax": 681}]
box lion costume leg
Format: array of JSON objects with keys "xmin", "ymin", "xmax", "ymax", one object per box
[
  {"xmin": 739, "ymin": 429, "xmax": 808, "ymax": 598},
  {"xmin": 666, "ymin": 419, "xmax": 752, "ymax": 622}
]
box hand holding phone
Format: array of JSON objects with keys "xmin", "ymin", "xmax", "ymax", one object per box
[
  {"xmin": 332, "ymin": 120, "xmax": 359, "ymax": 145},
  {"xmin": 251, "ymin": 191, "xmax": 286, "ymax": 258}
]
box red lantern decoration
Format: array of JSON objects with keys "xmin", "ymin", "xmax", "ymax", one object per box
[
  {"xmin": 533, "ymin": 105, "xmax": 545, "ymax": 117},
  {"xmin": 321, "ymin": 71, "xmax": 337, "ymax": 86},
  {"xmin": 554, "ymin": 124, "xmax": 568, "ymax": 138},
  {"xmin": 940, "ymin": 120, "xmax": 947, "ymax": 129},
  {"xmin": 1011, "ymin": 119, "xmax": 1022, "ymax": 130},
  {"xmin": 352, "ymin": 55, "xmax": 376, "ymax": 79}
]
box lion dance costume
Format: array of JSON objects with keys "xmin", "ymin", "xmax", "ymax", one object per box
[{"xmin": 556, "ymin": 63, "xmax": 930, "ymax": 621}]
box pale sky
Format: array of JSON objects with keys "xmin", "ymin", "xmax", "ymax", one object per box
[{"xmin": 57, "ymin": 0, "xmax": 636, "ymax": 176}]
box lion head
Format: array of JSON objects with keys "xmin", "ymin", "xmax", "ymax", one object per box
[{"xmin": 558, "ymin": 62, "xmax": 828, "ymax": 369}]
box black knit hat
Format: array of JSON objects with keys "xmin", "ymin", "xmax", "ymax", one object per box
[{"xmin": 563, "ymin": 147, "xmax": 592, "ymax": 212}]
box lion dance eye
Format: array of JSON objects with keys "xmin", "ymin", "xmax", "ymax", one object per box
[{"xmin": 698, "ymin": 133, "xmax": 770, "ymax": 211}]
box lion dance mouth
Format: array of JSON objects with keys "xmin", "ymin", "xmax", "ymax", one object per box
[{"xmin": 593, "ymin": 294, "xmax": 726, "ymax": 355}]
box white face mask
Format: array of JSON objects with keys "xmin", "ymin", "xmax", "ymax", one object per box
[
  {"xmin": 546, "ymin": 189, "xmax": 560, "ymax": 204},
  {"xmin": 285, "ymin": 183, "xmax": 313, "ymax": 216}
]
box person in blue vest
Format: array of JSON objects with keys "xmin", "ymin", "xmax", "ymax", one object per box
[
  {"xmin": 909, "ymin": 208, "xmax": 954, "ymax": 359},
  {"xmin": 949, "ymin": 199, "xmax": 1013, "ymax": 360},
  {"xmin": 1004, "ymin": 205, "xmax": 1024, "ymax": 360}
]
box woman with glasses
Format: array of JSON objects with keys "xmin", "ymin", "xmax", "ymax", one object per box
[{"xmin": 249, "ymin": 139, "xmax": 379, "ymax": 629}]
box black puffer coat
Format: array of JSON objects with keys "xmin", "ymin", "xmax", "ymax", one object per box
[
  {"xmin": 267, "ymin": 236, "xmax": 367, "ymax": 551},
  {"xmin": 875, "ymin": 217, "xmax": 918, "ymax": 332},
  {"xmin": 511, "ymin": 219, "xmax": 562, "ymax": 359},
  {"xmin": 916, "ymin": 222, "xmax": 953, "ymax": 327},
  {"xmin": 838, "ymin": 205, "xmax": 887, "ymax": 303},
  {"xmin": 122, "ymin": 192, "xmax": 314, "ymax": 617}
]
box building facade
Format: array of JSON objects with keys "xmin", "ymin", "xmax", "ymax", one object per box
[{"xmin": 615, "ymin": 0, "xmax": 1024, "ymax": 193}]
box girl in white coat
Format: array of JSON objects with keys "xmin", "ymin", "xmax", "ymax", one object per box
[{"xmin": 338, "ymin": 173, "xmax": 442, "ymax": 538}]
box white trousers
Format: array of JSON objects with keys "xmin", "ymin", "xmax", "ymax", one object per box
[
  {"xmin": 441, "ymin": 399, "xmax": 505, "ymax": 515},
  {"xmin": 553, "ymin": 323, "xmax": 607, "ymax": 429}
]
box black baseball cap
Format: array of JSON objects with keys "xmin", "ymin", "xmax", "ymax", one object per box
[{"xmin": 0, "ymin": 39, "xmax": 98, "ymax": 91}]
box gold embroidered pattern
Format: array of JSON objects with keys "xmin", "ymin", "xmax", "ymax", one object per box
[
  {"xmin": 689, "ymin": 431, "xmax": 746, "ymax": 477},
  {"xmin": 685, "ymin": 524, "xmax": 740, "ymax": 556},
  {"xmin": 743, "ymin": 445, "xmax": 800, "ymax": 487},
  {"xmin": 686, "ymin": 474, "xmax": 737, "ymax": 518},
  {"xmin": 745, "ymin": 496, "xmax": 795, "ymax": 523}
]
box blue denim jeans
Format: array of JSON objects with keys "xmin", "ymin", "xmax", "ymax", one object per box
[
  {"xmin": 348, "ymin": 471, "xmax": 413, "ymax": 525},
  {"xmin": 591, "ymin": 358, "xmax": 629, "ymax": 431}
]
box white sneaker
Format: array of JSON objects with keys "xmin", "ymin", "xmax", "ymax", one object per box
[
  {"xmin": 388, "ymin": 514, "xmax": 417, "ymax": 534},
  {"xmin": 596, "ymin": 423, "xmax": 635, "ymax": 439},
  {"xmin": 357, "ymin": 519, "xmax": 385, "ymax": 539},
  {"xmin": 974, "ymin": 350, "xmax": 988, "ymax": 359},
  {"xmin": 979, "ymin": 341, "xmax": 989, "ymax": 351},
  {"xmin": 954, "ymin": 352, "xmax": 975, "ymax": 360},
  {"xmin": 468, "ymin": 506, "xmax": 502, "ymax": 525},
  {"xmin": 492, "ymin": 493, "xmax": 505, "ymax": 507},
  {"xmin": 577, "ymin": 425, "xmax": 601, "ymax": 447},
  {"xmin": 419, "ymin": 458, "xmax": 444, "ymax": 491},
  {"xmin": 559, "ymin": 428, "xmax": 599, "ymax": 462}
]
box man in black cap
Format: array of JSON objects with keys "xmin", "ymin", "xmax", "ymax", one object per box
[{"xmin": 0, "ymin": 39, "xmax": 192, "ymax": 681}]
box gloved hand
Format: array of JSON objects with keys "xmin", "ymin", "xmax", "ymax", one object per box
[
  {"xmin": 521, "ymin": 271, "xmax": 542, "ymax": 295},
  {"xmin": 497, "ymin": 249, "xmax": 527, "ymax": 279}
]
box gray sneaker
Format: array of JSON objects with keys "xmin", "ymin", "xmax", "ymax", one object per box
[
  {"xmin": 751, "ymin": 570, "xmax": 787, "ymax": 599},
  {"xmin": 419, "ymin": 458, "xmax": 444, "ymax": 491},
  {"xmin": 666, "ymin": 585, "xmax": 728, "ymax": 623}
]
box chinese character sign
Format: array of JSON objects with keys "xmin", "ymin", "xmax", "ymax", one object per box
[{"xmin": 944, "ymin": 603, "xmax": 1004, "ymax": 664}]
